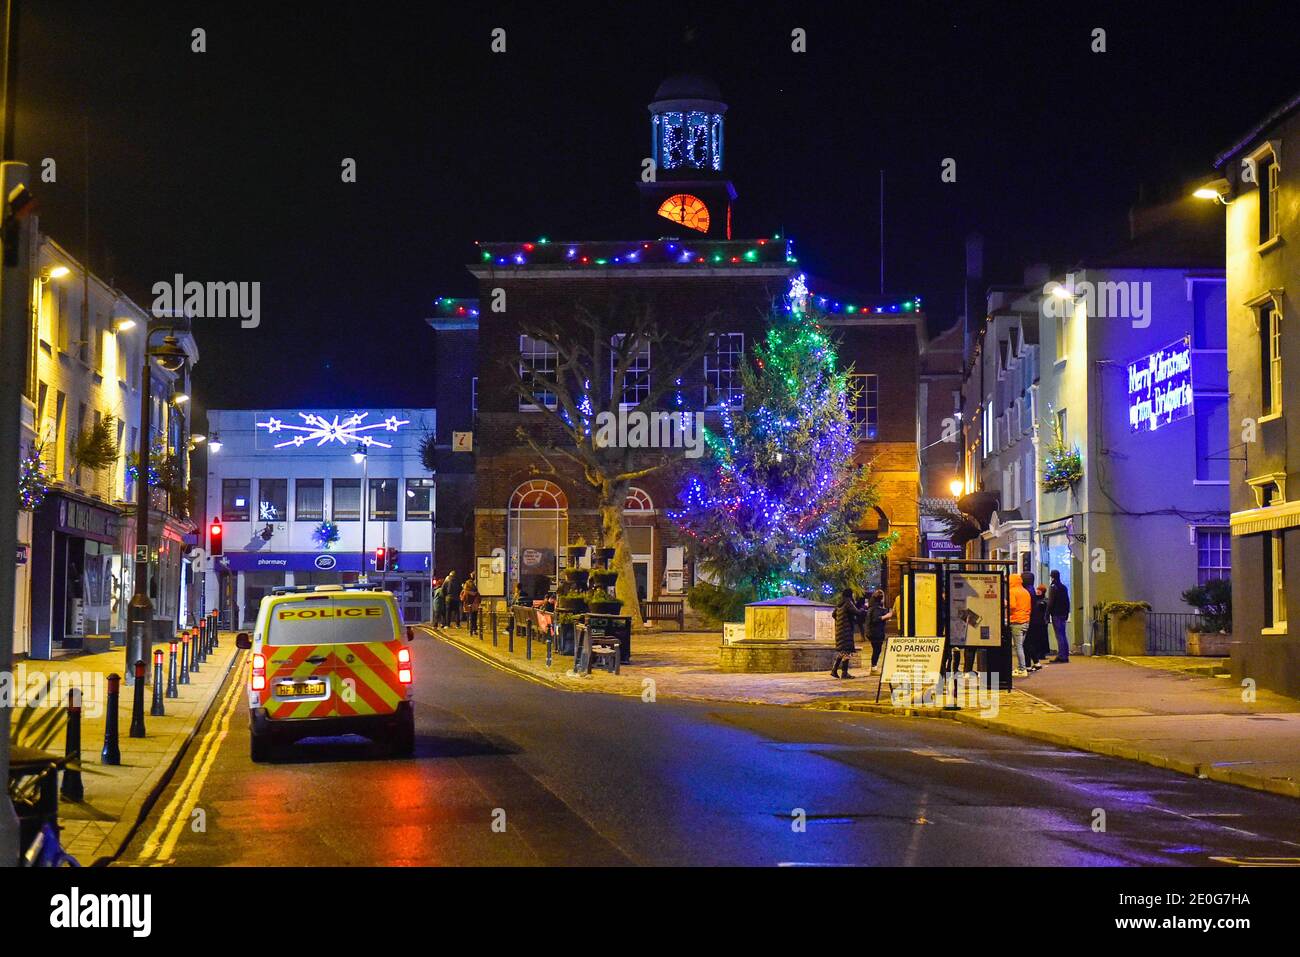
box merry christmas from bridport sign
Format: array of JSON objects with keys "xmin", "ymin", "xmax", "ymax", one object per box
[{"xmin": 1127, "ymin": 336, "xmax": 1194, "ymax": 434}]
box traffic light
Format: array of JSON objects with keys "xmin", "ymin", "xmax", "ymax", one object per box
[
  {"xmin": 374, "ymin": 547, "xmax": 387, "ymax": 572},
  {"xmin": 388, "ymin": 548, "xmax": 399, "ymax": 570},
  {"xmin": 209, "ymin": 518, "xmax": 223, "ymax": 556}
]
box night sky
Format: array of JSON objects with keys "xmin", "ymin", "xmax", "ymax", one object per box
[{"xmin": 14, "ymin": 1, "xmax": 1300, "ymax": 416}]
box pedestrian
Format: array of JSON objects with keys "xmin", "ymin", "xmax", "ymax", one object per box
[
  {"xmin": 831, "ymin": 588, "xmax": 863, "ymax": 679},
  {"xmin": 1009, "ymin": 572, "xmax": 1031, "ymax": 678},
  {"xmin": 461, "ymin": 575, "xmax": 481, "ymax": 635},
  {"xmin": 865, "ymin": 589, "xmax": 893, "ymax": 675},
  {"xmin": 1047, "ymin": 569, "xmax": 1071, "ymax": 662},
  {"xmin": 431, "ymin": 576, "xmax": 446, "ymax": 627},
  {"xmin": 445, "ymin": 570, "xmax": 460, "ymax": 626},
  {"xmin": 1025, "ymin": 581, "xmax": 1049, "ymax": 671}
]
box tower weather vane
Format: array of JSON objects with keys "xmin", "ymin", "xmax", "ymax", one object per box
[{"xmin": 255, "ymin": 411, "xmax": 410, "ymax": 449}]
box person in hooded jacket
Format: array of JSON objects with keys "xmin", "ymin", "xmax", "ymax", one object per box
[
  {"xmin": 831, "ymin": 588, "xmax": 863, "ymax": 679},
  {"xmin": 1009, "ymin": 572, "xmax": 1032, "ymax": 678},
  {"xmin": 1025, "ymin": 579, "xmax": 1049, "ymax": 671}
]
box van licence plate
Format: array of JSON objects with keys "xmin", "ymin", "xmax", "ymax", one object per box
[{"xmin": 277, "ymin": 680, "xmax": 326, "ymax": 697}]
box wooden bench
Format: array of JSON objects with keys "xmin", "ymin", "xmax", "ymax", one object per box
[{"xmin": 640, "ymin": 600, "xmax": 685, "ymax": 630}]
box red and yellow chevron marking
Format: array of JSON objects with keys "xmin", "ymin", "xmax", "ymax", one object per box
[{"xmin": 262, "ymin": 640, "xmax": 409, "ymax": 721}]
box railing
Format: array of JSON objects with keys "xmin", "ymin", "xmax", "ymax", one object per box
[{"xmin": 1146, "ymin": 612, "xmax": 1203, "ymax": 655}]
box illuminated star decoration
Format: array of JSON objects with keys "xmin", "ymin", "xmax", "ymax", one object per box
[{"xmin": 256, "ymin": 412, "xmax": 411, "ymax": 449}]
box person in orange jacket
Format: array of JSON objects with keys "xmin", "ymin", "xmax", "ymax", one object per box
[{"xmin": 1009, "ymin": 572, "xmax": 1032, "ymax": 678}]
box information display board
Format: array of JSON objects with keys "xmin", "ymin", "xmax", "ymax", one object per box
[{"xmin": 948, "ymin": 572, "xmax": 1003, "ymax": 647}]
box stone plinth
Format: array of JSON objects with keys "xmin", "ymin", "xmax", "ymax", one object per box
[
  {"xmin": 719, "ymin": 640, "xmax": 859, "ymax": 673},
  {"xmin": 721, "ymin": 597, "xmax": 842, "ymax": 672}
]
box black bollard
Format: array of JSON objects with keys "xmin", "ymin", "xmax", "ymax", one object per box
[
  {"xmin": 200, "ymin": 623, "xmax": 211, "ymax": 662},
  {"xmin": 166, "ymin": 638, "xmax": 179, "ymax": 698},
  {"xmin": 488, "ymin": 606, "xmax": 496, "ymax": 643},
  {"xmin": 210, "ymin": 611, "xmax": 219, "ymax": 648},
  {"xmin": 150, "ymin": 649, "xmax": 166, "ymax": 717},
  {"xmin": 508, "ymin": 615, "xmax": 514, "ymax": 653},
  {"xmin": 62, "ymin": 688, "xmax": 84, "ymax": 801},
  {"xmin": 179, "ymin": 632, "xmax": 191, "ymax": 684},
  {"xmin": 190, "ymin": 627, "xmax": 202, "ymax": 671},
  {"xmin": 101, "ymin": 674, "xmax": 121, "ymax": 765},
  {"xmin": 129, "ymin": 659, "xmax": 147, "ymax": 738},
  {"xmin": 546, "ymin": 635, "xmax": 553, "ymax": 668},
  {"xmin": 525, "ymin": 619, "xmax": 532, "ymax": 660}
]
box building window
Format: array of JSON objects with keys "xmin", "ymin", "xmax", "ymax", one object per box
[
  {"xmin": 1259, "ymin": 152, "xmax": 1280, "ymax": 244},
  {"xmin": 847, "ymin": 373, "xmax": 878, "ymax": 439},
  {"xmin": 1054, "ymin": 313, "xmax": 1068, "ymax": 363},
  {"xmin": 471, "ymin": 377, "xmax": 478, "ymax": 416},
  {"xmin": 519, "ymin": 335, "xmax": 558, "ymax": 410},
  {"xmin": 295, "ymin": 479, "xmax": 324, "ymax": 521},
  {"xmin": 257, "ymin": 478, "xmax": 287, "ymax": 522},
  {"xmin": 1266, "ymin": 530, "xmax": 1287, "ymax": 632},
  {"xmin": 1195, "ymin": 528, "xmax": 1231, "ymax": 585},
  {"xmin": 406, "ymin": 478, "xmax": 435, "ymax": 520},
  {"xmin": 332, "ymin": 478, "xmax": 361, "ymax": 521},
  {"xmin": 1194, "ymin": 396, "xmax": 1229, "ymax": 482},
  {"xmin": 611, "ymin": 334, "xmax": 651, "ymax": 407},
  {"xmin": 221, "ymin": 479, "xmax": 250, "ymax": 522},
  {"xmin": 1191, "ymin": 280, "xmax": 1227, "ymax": 350},
  {"xmin": 704, "ymin": 333, "xmax": 744, "ymax": 409},
  {"xmin": 1261, "ymin": 303, "xmax": 1282, "ymax": 416},
  {"xmin": 369, "ymin": 478, "xmax": 398, "ymax": 521},
  {"xmin": 1055, "ymin": 408, "xmax": 1068, "ymax": 444}
]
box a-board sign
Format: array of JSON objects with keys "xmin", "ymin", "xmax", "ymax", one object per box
[
  {"xmin": 476, "ymin": 555, "xmax": 505, "ymax": 596},
  {"xmin": 875, "ymin": 635, "xmax": 946, "ymax": 703},
  {"xmin": 948, "ymin": 572, "xmax": 1003, "ymax": 647}
]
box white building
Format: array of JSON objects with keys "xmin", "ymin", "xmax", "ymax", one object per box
[
  {"xmin": 203, "ymin": 409, "xmax": 437, "ymax": 627},
  {"xmin": 16, "ymin": 227, "xmax": 197, "ymax": 659}
]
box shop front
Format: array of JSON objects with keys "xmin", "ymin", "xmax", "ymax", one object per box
[
  {"xmin": 28, "ymin": 491, "xmax": 123, "ymax": 659},
  {"xmin": 220, "ymin": 550, "xmax": 430, "ymax": 627}
]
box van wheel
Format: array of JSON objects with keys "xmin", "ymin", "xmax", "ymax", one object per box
[
  {"xmin": 250, "ymin": 728, "xmax": 275, "ymax": 763},
  {"xmin": 391, "ymin": 710, "xmax": 415, "ymax": 757}
]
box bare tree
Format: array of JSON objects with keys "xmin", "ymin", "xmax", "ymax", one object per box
[{"xmin": 504, "ymin": 294, "xmax": 719, "ymax": 625}]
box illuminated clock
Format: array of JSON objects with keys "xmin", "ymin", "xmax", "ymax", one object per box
[{"xmin": 657, "ymin": 193, "xmax": 711, "ymax": 233}]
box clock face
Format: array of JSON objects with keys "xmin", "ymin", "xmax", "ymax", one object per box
[{"xmin": 657, "ymin": 193, "xmax": 711, "ymax": 233}]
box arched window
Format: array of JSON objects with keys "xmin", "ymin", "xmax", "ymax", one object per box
[
  {"xmin": 508, "ymin": 481, "xmax": 568, "ymax": 599},
  {"xmin": 624, "ymin": 487, "xmax": 654, "ymax": 512}
]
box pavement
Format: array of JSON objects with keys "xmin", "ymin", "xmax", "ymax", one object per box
[
  {"xmin": 115, "ymin": 634, "xmax": 1300, "ymax": 866},
  {"xmin": 429, "ymin": 620, "xmax": 1300, "ymax": 801},
  {"xmin": 10, "ymin": 633, "xmax": 241, "ymax": 865}
]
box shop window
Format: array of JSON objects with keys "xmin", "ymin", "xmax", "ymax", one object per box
[
  {"xmin": 221, "ymin": 479, "xmax": 250, "ymax": 522},
  {"xmin": 332, "ymin": 478, "xmax": 361, "ymax": 521},
  {"xmin": 295, "ymin": 479, "xmax": 324, "ymax": 521}
]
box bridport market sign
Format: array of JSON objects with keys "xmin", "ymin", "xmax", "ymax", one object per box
[{"xmin": 1128, "ymin": 335, "xmax": 1194, "ymax": 434}]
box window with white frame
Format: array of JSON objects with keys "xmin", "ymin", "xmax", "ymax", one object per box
[
  {"xmin": 704, "ymin": 333, "xmax": 743, "ymax": 409},
  {"xmin": 847, "ymin": 373, "xmax": 878, "ymax": 439},
  {"xmin": 1266, "ymin": 530, "xmax": 1287, "ymax": 631},
  {"xmin": 1260, "ymin": 302, "xmax": 1283, "ymax": 416},
  {"xmin": 611, "ymin": 334, "xmax": 651, "ymax": 406},
  {"xmin": 1055, "ymin": 312, "xmax": 1068, "ymax": 363},
  {"xmin": 519, "ymin": 335, "xmax": 558, "ymax": 410},
  {"xmin": 1259, "ymin": 151, "xmax": 1280, "ymax": 245},
  {"xmin": 1195, "ymin": 528, "xmax": 1231, "ymax": 585}
]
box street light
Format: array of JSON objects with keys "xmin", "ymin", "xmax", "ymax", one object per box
[
  {"xmin": 208, "ymin": 431, "xmax": 222, "ymax": 453},
  {"xmin": 1192, "ymin": 177, "xmax": 1232, "ymax": 204},
  {"xmin": 126, "ymin": 331, "xmax": 189, "ymax": 706},
  {"xmin": 949, "ymin": 479, "xmax": 965, "ymax": 498},
  {"xmin": 172, "ymin": 391, "xmax": 189, "ymax": 405},
  {"xmin": 45, "ymin": 264, "xmax": 69, "ymax": 280},
  {"xmin": 113, "ymin": 317, "xmax": 136, "ymax": 333},
  {"xmin": 354, "ymin": 443, "xmax": 369, "ymax": 583}
]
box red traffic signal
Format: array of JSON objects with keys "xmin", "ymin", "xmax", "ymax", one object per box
[
  {"xmin": 209, "ymin": 519, "xmax": 223, "ymax": 556},
  {"xmin": 374, "ymin": 547, "xmax": 387, "ymax": 572}
]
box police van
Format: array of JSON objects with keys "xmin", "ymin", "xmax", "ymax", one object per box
[{"xmin": 235, "ymin": 585, "xmax": 415, "ymax": 761}]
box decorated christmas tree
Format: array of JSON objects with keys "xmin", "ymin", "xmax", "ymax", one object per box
[{"xmin": 669, "ymin": 276, "xmax": 894, "ymax": 617}]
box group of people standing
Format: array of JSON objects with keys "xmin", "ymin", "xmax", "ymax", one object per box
[
  {"xmin": 831, "ymin": 588, "xmax": 895, "ymax": 679},
  {"xmin": 432, "ymin": 570, "xmax": 483, "ymax": 634},
  {"xmin": 1008, "ymin": 569, "xmax": 1071, "ymax": 677}
]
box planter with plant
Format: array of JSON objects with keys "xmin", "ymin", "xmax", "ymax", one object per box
[
  {"xmin": 1182, "ymin": 579, "xmax": 1232, "ymax": 656},
  {"xmin": 1040, "ymin": 417, "xmax": 1083, "ymax": 494},
  {"xmin": 1098, "ymin": 600, "xmax": 1151, "ymax": 656},
  {"xmin": 587, "ymin": 591, "xmax": 624, "ymax": 615}
]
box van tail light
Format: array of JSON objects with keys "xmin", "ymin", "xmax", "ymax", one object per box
[
  {"xmin": 251, "ymin": 653, "xmax": 266, "ymax": 691},
  {"xmin": 397, "ymin": 647, "xmax": 412, "ymax": 685}
]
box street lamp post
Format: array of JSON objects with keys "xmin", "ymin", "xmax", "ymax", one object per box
[
  {"xmin": 353, "ymin": 444, "xmax": 368, "ymax": 583},
  {"xmin": 125, "ymin": 332, "xmax": 189, "ymax": 699}
]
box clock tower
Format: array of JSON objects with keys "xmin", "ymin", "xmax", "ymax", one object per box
[{"xmin": 638, "ymin": 74, "xmax": 736, "ymax": 239}]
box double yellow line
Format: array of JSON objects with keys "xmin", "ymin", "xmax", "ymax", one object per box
[
  {"xmin": 135, "ymin": 654, "xmax": 247, "ymax": 864},
  {"xmin": 422, "ymin": 624, "xmax": 555, "ymax": 688}
]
